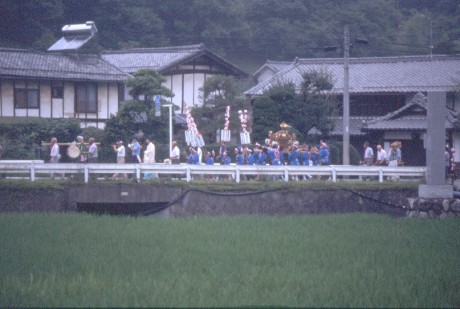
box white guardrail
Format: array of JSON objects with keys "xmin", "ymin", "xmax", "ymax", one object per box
[{"xmin": 0, "ymin": 161, "xmax": 426, "ymax": 183}]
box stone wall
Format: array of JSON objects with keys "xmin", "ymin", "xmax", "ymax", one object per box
[
  {"xmin": 0, "ymin": 184, "xmax": 458, "ymax": 218},
  {"xmin": 167, "ymin": 188, "xmax": 415, "ymax": 217},
  {"xmin": 0, "ymin": 187, "xmax": 69, "ymax": 212},
  {"xmin": 407, "ymin": 198, "xmax": 460, "ymax": 219}
]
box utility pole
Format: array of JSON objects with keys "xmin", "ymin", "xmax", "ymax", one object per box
[
  {"xmin": 164, "ymin": 104, "xmax": 173, "ymax": 153},
  {"xmin": 343, "ymin": 25, "xmax": 350, "ymax": 165}
]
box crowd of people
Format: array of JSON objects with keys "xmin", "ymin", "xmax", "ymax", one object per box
[
  {"xmin": 445, "ymin": 145, "xmax": 457, "ymax": 182},
  {"xmin": 38, "ymin": 136, "xmax": 457, "ymax": 182},
  {"xmin": 182, "ymin": 140, "xmax": 332, "ymax": 168}
]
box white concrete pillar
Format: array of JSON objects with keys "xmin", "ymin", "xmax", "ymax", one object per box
[{"xmin": 419, "ymin": 92, "xmax": 453, "ymax": 198}]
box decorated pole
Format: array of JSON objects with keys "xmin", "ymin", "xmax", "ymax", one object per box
[
  {"xmin": 238, "ymin": 109, "xmax": 250, "ymax": 145},
  {"xmin": 184, "ymin": 106, "xmax": 205, "ymax": 147},
  {"xmin": 221, "ymin": 105, "xmax": 231, "ymax": 142}
]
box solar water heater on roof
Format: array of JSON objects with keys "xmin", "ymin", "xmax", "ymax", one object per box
[{"xmin": 48, "ymin": 21, "xmax": 97, "ymax": 52}]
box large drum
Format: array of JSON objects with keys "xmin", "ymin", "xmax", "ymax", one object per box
[{"xmin": 67, "ymin": 145, "xmax": 80, "ymax": 159}]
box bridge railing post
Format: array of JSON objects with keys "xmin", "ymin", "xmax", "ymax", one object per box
[
  {"xmin": 30, "ymin": 164, "xmax": 35, "ymax": 182},
  {"xmin": 332, "ymin": 167, "xmax": 337, "ymax": 182},
  {"xmin": 135, "ymin": 165, "xmax": 141, "ymax": 182},
  {"xmin": 186, "ymin": 167, "xmax": 191, "ymax": 182},
  {"xmin": 84, "ymin": 165, "xmax": 89, "ymax": 183}
]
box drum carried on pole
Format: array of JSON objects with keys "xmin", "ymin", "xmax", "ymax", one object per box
[{"xmin": 66, "ymin": 145, "xmax": 81, "ymax": 159}]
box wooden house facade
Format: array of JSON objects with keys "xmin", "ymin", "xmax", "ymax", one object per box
[
  {"xmin": 245, "ymin": 55, "xmax": 460, "ymax": 165},
  {"xmin": 0, "ymin": 43, "xmax": 248, "ymax": 128},
  {"xmin": 0, "ymin": 48, "xmax": 128, "ymax": 128},
  {"xmin": 101, "ymin": 44, "xmax": 248, "ymax": 113}
]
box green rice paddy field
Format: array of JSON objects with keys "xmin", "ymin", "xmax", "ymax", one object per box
[{"xmin": 0, "ymin": 213, "xmax": 459, "ymax": 307}]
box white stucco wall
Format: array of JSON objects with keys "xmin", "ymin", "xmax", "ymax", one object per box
[
  {"xmin": 52, "ymin": 98, "xmax": 63, "ymax": 118},
  {"xmin": 194, "ymin": 73, "xmax": 205, "ymax": 106},
  {"xmin": 171, "ymin": 74, "xmax": 183, "ymax": 111},
  {"xmin": 63, "ymin": 82, "xmax": 74, "ymax": 118},
  {"xmin": 183, "ymin": 74, "xmax": 194, "ymax": 107},
  {"xmin": 0, "ymin": 80, "xmax": 119, "ymax": 129},
  {"xmin": 40, "ymin": 83, "xmax": 51, "ymax": 117},
  {"xmin": 108, "ymin": 83, "xmax": 119, "ymax": 116},
  {"xmin": 255, "ymin": 67, "xmax": 276, "ymax": 84},
  {"xmin": 0, "ymin": 80, "xmax": 14, "ymax": 116},
  {"xmin": 97, "ymin": 83, "xmax": 108, "ymax": 119}
]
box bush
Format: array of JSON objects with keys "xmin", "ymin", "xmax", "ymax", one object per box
[
  {"xmin": 0, "ymin": 118, "xmax": 81, "ymax": 160},
  {"xmin": 329, "ymin": 142, "xmax": 361, "ymax": 165}
]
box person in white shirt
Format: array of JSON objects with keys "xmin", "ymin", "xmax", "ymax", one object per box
[
  {"xmin": 363, "ymin": 141, "xmax": 374, "ymax": 166},
  {"xmin": 49, "ymin": 137, "xmax": 60, "ymax": 163},
  {"xmin": 49, "ymin": 137, "xmax": 62, "ymax": 179},
  {"xmin": 375, "ymin": 144, "xmax": 387, "ymax": 166},
  {"xmin": 87, "ymin": 137, "xmax": 98, "ymax": 163},
  {"xmin": 170, "ymin": 141, "xmax": 180, "ymax": 164},
  {"xmin": 143, "ymin": 137, "xmax": 158, "ymax": 179},
  {"xmin": 143, "ymin": 137, "xmax": 156, "ymax": 164},
  {"xmin": 196, "ymin": 146, "xmax": 203, "ymax": 164},
  {"xmin": 112, "ymin": 141, "xmax": 127, "ymax": 179}
]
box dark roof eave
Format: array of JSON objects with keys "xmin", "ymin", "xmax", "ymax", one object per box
[
  {"xmin": 362, "ymin": 123, "xmax": 456, "ymax": 131},
  {"xmin": 0, "ymin": 74, "xmax": 127, "ymax": 82},
  {"xmin": 159, "ymin": 49, "xmax": 249, "ymax": 78}
]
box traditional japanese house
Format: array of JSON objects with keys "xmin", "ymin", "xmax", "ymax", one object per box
[
  {"xmin": 102, "ymin": 43, "xmax": 248, "ymax": 113},
  {"xmin": 245, "ymin": 54, "xmax": 460, "ymax": 164}
]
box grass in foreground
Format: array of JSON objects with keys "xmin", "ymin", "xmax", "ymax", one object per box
[
  {"xmin": 0, "ymin": 213, "xmax": 458, "ymax": 307},
  {"xmin": 0, "ymin": 178, "xmax": 421, "ymax": 192}
]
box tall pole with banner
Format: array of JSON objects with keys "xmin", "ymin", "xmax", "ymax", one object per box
[
  {"xmin": 164, "ymin": 104, "xmax": 173, "ymax": 153},
  {"xmin": 154, "ymin": 95, "xmax": 172, "ymax": 154},
  {"xmin": 343, "ymin": 25, "xmax": 350, "ymax": 165},
  {"xmin": 154, "ymin": 95, "xmax": 161, "ymax": 117}
]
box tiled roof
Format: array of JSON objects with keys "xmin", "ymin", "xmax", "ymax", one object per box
[
  {"xmin": 253, "ymin": 60, "xmax": 292, "ymax": 77},
  {"xmin": 101, "ymin": 43, "xmax": 248, "ymax": 77},
  {"xmin": 245, "ymin": 54, "xmax": 460, "ymax": 96},
  {"xmin": 328, "ymin": 116, "xmax": 375, "ymax": 136},
  {"xmin": 363, "ymin": 92, "xmax": 458, "ymax": 130},
  {"xmin": 0, "ymin": 48, "xmax": 128, "ymax": 82}
]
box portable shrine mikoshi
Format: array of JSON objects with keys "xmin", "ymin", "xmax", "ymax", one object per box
[{"xmin": 266, "ymin": 122, "xmax": 298, "ymax": 151}]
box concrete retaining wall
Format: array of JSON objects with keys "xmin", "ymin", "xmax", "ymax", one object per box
[{"xmin": 0, "ymin": 184, "xmax": 458, "ymax": 218}]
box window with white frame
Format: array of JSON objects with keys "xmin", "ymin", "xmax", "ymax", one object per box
[
  {"xmin": 14, "ymin": 81, "xmax": 39, "ymax": 108},
  {"xmin": 75, "ymin": 83, "xmax": 97, "ymax": 113}
]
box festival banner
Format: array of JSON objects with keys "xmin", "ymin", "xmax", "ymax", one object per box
[
  {"xmin": 238, "ymin": 109, "xmax": 250, "ymax": 145},
  {"xmin": 184, "ymin": 106, "xmax": 205, "ymax": 147}
]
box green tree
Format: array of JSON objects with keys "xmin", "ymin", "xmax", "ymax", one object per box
[
  {"xmin": 3, "ymin": 0, "xmax": 459, "ymax": 66},
  {"xmin": 126, "ymin": 69, "xmax": 174, "ymax": 109},
  {"xmin": 94, "ymin": 0, "xmax": 169, "ymax": 49},
  {"xmin": 0, "ymin": 0, "xmax": 64, "ymax": 48},
  {"xmin": 192, "ymin": 75, "xmax": 249, "ymax": 143},
  {"xmin": 252, "ymin": 70, "xmax": 336, "ymax": 144},
  {"xmin": 103, "ymin": 69, "xmax": 174, "ymax": 160},
  {"xmin": 251, "ymin": 96, "xmax": 279, "ymax": 144},
  {"xmin": 396, "ymin": 12, "xmax": 432, "ymax": 54}
]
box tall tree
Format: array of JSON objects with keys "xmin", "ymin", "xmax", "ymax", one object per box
[
  {"xmin": 103, "ymin": 69, "xmax": 173, "ymax": 146},
  {"xmin": 192, "ymin": 75, "xmax": 249, "ymax": 143},
  {"xmin": 252, "ymin": 70, "xmax": 336, "ymax": 143},
  {"xmin": 0, "ymin": 0, "xmax": 64, "ymax": 49},
  {"xmin": 127, "ymin": 69, "xmax": 174, "ymax": 109}
]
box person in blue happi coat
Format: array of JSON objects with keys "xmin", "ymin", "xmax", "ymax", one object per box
[
  {"xmin": 187, "ymin": 147, "xmax": 199, "ymax": 164},
  {"xmin": 319, "ymin": 140, "xmax": 329, "ymax": 166},
  {"xmin": 288, "ymin": 145, "xmax": 299, "ymax": 165}
]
